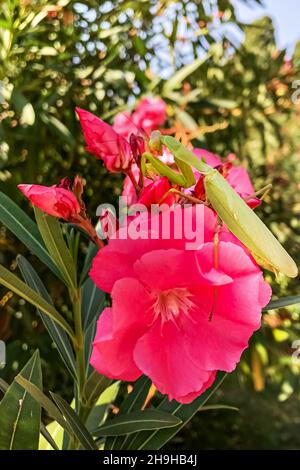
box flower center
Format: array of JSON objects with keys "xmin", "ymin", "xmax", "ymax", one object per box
[{"xmin": 152, "ymin": 287, "xmax": 196, "ymax": 325}]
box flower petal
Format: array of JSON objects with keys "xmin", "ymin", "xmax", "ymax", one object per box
[{"xmin": 134, "ymin": 319, "xmax": 216, "ymax": 403}]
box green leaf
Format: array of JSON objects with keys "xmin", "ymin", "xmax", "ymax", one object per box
[
  {"xmin": 0, "ymin": 263, "xmax": 74, "ymax": 339},
  {"xmin": 0, "ymin": 191, "xmax": 61, "ymax": 279},
  {"xmin": 83, "ymin": 370, "xmax": 112, "ymax": 405},
  {"xmin": 81, "ymin": 277, "xmax": 105, "ymax": 331},
  {"xmin": 17, "ymin": 255, "xmax": 77, "ymax": 380},
  {"xmin": 84, "ymin": 318, "xmax": 97, "ymax": 376},
  {"xmin": 40, "ymin": 112, "xmax": 75, "ymax": 147},
  {"xmin": 0, "ymin": 377, "xmax": 58, "ymax": 450},
  {"xmin": 50, "ymin": 393, "xmax": 97, "ymax": 450},
  {"xmin": 34, "ymin": 208, "xmax": 77, "ymax": 289},
  {"xmin": 80, "ymin": 242, "xmax": 99, "ymax": 285},
  {"xmin": 263, "ymin": 295, "xmax": 300, "ymax": 311},
  {"xmin": 127, "ymin": 372, "xmax": 227, "ymax": 450},
  {"xmin": 39, "ymin": 421, "xmax": 64, "ymax": 451},
  {"xmin": 15, "ymin": 376, "xmax": 73, "ymax": 435},
  {"xmin": 108, "ymin": 376, "xmax": 151, "ymax": 450},
  {"xmin": 93, "ymin": 410, "xmax": 182, "ymax": 437},
  {"xmin": 163, "ymin": 55, "xmax": 209, "ymax": 94},
  {"xmin": 0, "ymin": 351, "xmax": 42, "ymax": 450}
]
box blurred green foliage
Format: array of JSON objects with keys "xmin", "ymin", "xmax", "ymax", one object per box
[{"xmin": 1, "ymin": 0, "xmax": 300, "ymax": 448}]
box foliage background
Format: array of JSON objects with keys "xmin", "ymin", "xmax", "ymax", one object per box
[{"xmin": 0, "ymin": 0, "xmax": 300, "ymax": 449}]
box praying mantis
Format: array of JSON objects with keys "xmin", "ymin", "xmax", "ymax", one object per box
[{"xmin": 141, "ymin": 132, "xmax": 298, "ymax": 279}]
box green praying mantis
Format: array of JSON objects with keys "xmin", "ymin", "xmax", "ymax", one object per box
[{"xmin": 140, "ymin": 132, "xmax": 298, "ymax": 279}]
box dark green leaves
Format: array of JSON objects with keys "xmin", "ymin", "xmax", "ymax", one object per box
[
  {"xmin": 50, "ymin": 393, "xmax": 97, "ymax": 450},
  {"xmin": 0, "ymin": 351, "xmax": 42, "ymax": 450},
  {"xmin": 263, "ymin": 295, "xmax": 300, "ymax": 311},
  {"xmin": 0, "ymin": 263, "xmax": 74, "ymax": 339},
  {"xmin": 126, "ymin": 372, "xmax": 227, "ymax": 450},
  {"xmin": 81, "ymin": 277, "xmax": 105, "ymax": 331},
  {"xmin": 93, "ymin": 410, "xmax": 182, "ymax": 437},
  {"xmin": 17, "ymin": 255, "xmax": 77, "ymax": 380},
  {"xmin": 0, "ymin": 191, "xmax": 61, "ymax": 279}
]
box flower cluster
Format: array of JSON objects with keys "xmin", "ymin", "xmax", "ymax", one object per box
[{"xmin": 19, "ymin": 97, "xmax": 273, "ymax": 404}]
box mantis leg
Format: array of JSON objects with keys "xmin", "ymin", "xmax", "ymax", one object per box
[
  {"xmin": 244, "ymin": 184, "xmax": 272, "ymax": 202},
  {"xmin": 158, "ymin": 188, "xmax": 208, "ymax": 205}
]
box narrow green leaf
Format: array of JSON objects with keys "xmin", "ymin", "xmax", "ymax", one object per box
[
  {"xmin": 83, "ymin": 370, "xmax": 112, "ymax": 405},
  {"xmin": 263, "ymin": 295, "xmax": 300, "ymax": 311},
  {"xmin": 0, "ymin": 263, "xmax": 74, "ymax": 339},
  {"xmin": 50, "ymin": 393, "xmax": 97, "ymax": 450},
  {"xmin": 84, "ymin": 318, "xmax": 97, "ymax": 376},
  {"xmin": 109, "ymin": 376, "xmax": 152, "ymax": 450},
  {"xmin": 163, "ymin": 55, "xmax": 209, "ymax": 94},
  {"xmin": 34, "ymin": 208, "xmax": 77, "ymax": 289},
  {"xmin": 0, "ymin": 376, "xmax": 58, "ymax": 450},
  {"xmin": 39, "ymin": 424, "xmax": 59, "ymax": 451},
  {"xmin": 127, "ymin": 372, "xmax": 227, "ymax": 450},
  {"xmin": 198, "ymin": 404, "xmax": 239, "ymax": 412},
  {"xmin": 39, "ymin": 420, "xmax": 64, "ymax": 451},
  {"xmin": 0, "ymin": 351, "xmax": 42, "ymax": 450},
  {"xmin": 93, "ymin": 410, "xmax": 182, "ymax": 437},
  {"xmin": 0, "ymin": 191, "xmax": 61, "ymax": 279},
  {"xmin": 82, "ymin": 277, "xmax": 105, "ymax": 331},
  {"xmin": 80, "ymin": 242, "xmax": 99, "ymax": 285},
  {"xmin": 15, "ymin": 376, "xmax": 73, "ymax": 435},
  {"xmin": 17, "ymin": 255, "xmax": 77, "ymax": 380}
]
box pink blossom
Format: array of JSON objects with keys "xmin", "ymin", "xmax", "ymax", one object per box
[
  {"xmin": 18, "ymin": 183, "xmax": 81, "ymax": 221},
  {"xmin": 133, "ymin": 97, "xmax": 167, "ymax": 134},
  {"xmin": 90, "ymin": 206, "xmax": 271, "ymax": 403},
  {"xmin": 138, "ymin": 177, "xmax": 175, "ymax": 208},
  {"xmin": 113, "ymin": 97, "xmax": 167, "ymax": 139},
  {"xmin": 76, "ymin": 107, "xmax": 133, "ymax": 173}
]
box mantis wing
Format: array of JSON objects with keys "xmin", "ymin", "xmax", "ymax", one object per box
[{"xmin": 161, "ymin": 135, "xmax": 298, "ymax": 278}]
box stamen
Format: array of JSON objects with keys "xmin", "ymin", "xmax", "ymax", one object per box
[{"xmin": 151, "ymin": 287, "xmax": 196, "ymax": 327}]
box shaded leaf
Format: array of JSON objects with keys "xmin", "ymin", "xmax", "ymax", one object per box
[
  {"xmin": 17, "ymin": 255, "xmax": 77, "ymax": 380},
  {"xmin": 0, "ymin": 263, "xmax": 74, "ymax": 339},
  {"xmin": 50, "ymin": 393, "xmax": 97, "ymax": 450},
  {"xmin": 82, "ymin": 276, "xmax": 105, "ymax": 331},
  {"xmin": 93, "ymin": 410, "xmax": 181, "ymax": 437},
  {"xmin": 0, "ymin": 351, "xmax": 42, "ymax": 450},
  {"xmin": 263, "ymin": 295, "xmax": 300, "ymax": 311},
  {"xmin": 127, "ymin": 372, "xmax": 227, "ymax": 450},
  {"xmin": 0, "ymin": 191, "xmax": 61, "ymax": 279}
]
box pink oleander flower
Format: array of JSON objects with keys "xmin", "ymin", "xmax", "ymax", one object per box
[
  {"xmin": 18, "ymin": 183, "xmax": 81, "ymax": 221},
  {"xmin": 76, "ymin": 107, "xmax": 133, "ymax": 173},
  {"xmin": 113, "ymin": 97, "xmax": 167, "ymax": 139},
  {"xmin": 90, "ymin": 205, "xmax": 271, "ymax": 403}
]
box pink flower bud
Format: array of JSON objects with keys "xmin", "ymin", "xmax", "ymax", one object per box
[
  {"xmin": 76, "ymin": 107, "xmax": 133, "ymax": 173},
  {"xmin": 18, "ymin": 184, "xmax": 81, "ymax": 221}
]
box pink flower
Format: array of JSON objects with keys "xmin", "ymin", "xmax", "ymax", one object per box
[
  {"xmin": 113, "ymin": 111, "xmax": 137, "ymax": 139},
  {"xmin": 133, "ymin": 97, "xmax": 167, "ymax": 135},
  {"xmin": 76, "ymin": 107, "xmax": 133, "ymax": 173},
  {"xmin": 18, "ymin": 183, "xmax": 81, "ymax": 221},
  {"xmin": 138, "ymin": 177, "xmax": 175, "ymax": 208},
  {"xmin": 113, "ymin": 97, "xmax": 167, "ymax": 139},
  {"xmin": 90, "ymin": 206, "xmax": 271, "ymax": 403}
]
